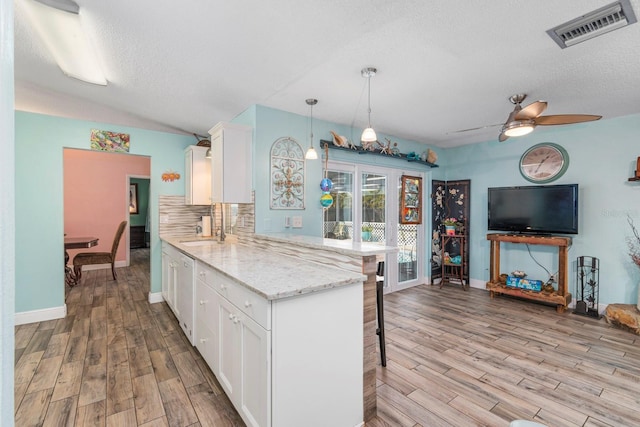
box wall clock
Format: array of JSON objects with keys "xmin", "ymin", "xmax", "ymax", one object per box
[{"xmin": 519, "ymin": 143, "xmax": 569, "ymax": 183}]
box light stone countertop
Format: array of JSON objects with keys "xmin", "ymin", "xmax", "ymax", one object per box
[
  {"xmin": 255, "ymin": 232, "xmax": 398, "ymax": 256},
  {"xmin": 161, "ymin": 235, "xmax": 367, "ymax": 301}
]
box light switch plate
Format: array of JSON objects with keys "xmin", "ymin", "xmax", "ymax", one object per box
[
  {"xmin": 284, "ymin": 217, "xmax": 291, "ymax": 228},
  {"xmin": 292, "ymin": 216, "xmax": 302, "ymax": 228},
  {"xmin": 160, "ymin": 215, "xmax": 170, "ymax": 224}
]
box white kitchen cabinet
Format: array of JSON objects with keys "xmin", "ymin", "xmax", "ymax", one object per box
[
  {"xmin": 176, "ymin": 253, "xmax": 195, "ymax": 344},
  {"xmin": 184, "ymin": 145, "xmax": 211, "ymax": 205},
  {"xmin": 193, "ymin": 258, "xmax": 362, "ymax": 427},
  {"xmin": 161, "ymin": 243, "xmax": 179, "ymax": 312},
  {"xmin": 162, "ymin": 242, "xmax": 196, "ymax": 345},
  {"xmin": 208, "ymin": 122, "xmax": 253, "ymax": 203},
  {"xmin": 196, "ymin": 261, "xmax": 270, "ymax": 427}
]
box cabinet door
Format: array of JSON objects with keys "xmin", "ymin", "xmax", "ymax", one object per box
[
  {"xmin": 239, "ymin": 312, "xmax": 271, "ymax": 427},
  {"xmin": 185, "ymin": 145, "xmax": 212, "ymax": 205},
  {"xmin": 162, "ymin": 250, "xmax": 177, "ymax": 312},
  {"xmin": 217, "ymin": 296, "xmax": 240, "ymax": 400},
  {"xmin": 195, "ymin": 280, "xmax": 219, "ymax": 373},
  {"xmin": 177, "ymin": 255, "xmax": 195, "ymax": 344},
  {"xmin": 209, "ymin": 122, "xmax": 252, "ymax": 204}
]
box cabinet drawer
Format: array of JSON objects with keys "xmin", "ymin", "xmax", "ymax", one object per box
[
  {"xmin": 197, "ymin": 261, "xmax": 270, "ymax": 330},
  {"xmin": 196, "ymin": 318, "xmax": 218, "ymax": 374},
  {"xmin": 217, "ymin": 274, "xmax": 270, "ymax": 330},
  {"xmin": 196, "ymin": 279, "xmax": 218, "ymax": 324}
]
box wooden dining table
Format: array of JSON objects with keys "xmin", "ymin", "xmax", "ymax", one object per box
[{"xmin": 65, "ymin": 236, "xmax": 99, "ymax": 287}]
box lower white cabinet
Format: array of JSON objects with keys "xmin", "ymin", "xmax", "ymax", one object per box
[
  {"xmin": 194, "ymin": 259, "xmax": 363, "ymax": 427},
  {"xmin": 161, "ymin": 243, "xmax": 196, "ymax": 345}
]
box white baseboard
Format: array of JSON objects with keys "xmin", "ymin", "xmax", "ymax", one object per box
[
  {"xmin": 16, "ymin": 304, "xmax": 67, "ymax": 325},
  {"xmin": 148, "ymin": 292, "xmax": 164, "ymax": 304}
]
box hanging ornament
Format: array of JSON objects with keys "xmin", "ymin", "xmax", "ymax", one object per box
[
  {"xmin": 319, "ymin": 143, "xmax": 334, "ymax": 208},
  {"xmin": 320, "ymin": 193, "xmax": 334, "ymax": 208},
  {"xmin": 320, "ymin": 177, "xmax": 333, "ymax": 192}
]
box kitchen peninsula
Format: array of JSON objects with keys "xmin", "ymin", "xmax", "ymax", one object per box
[{"xmin": 161, "ymin": 232, "xmax": 396, "ymax": 427}]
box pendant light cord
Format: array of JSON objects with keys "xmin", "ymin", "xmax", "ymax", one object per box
[{"xmin": 367, "ymin": 74, "xmax": 372, "ymax": 127}]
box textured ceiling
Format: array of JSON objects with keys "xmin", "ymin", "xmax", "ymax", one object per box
[{"xmin": 13, "ymin": 0, "xmax": 640, "ymax": 147}]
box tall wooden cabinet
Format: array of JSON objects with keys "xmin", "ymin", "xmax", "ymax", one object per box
[{"xmin": 208, "ymin": 122, "xmax": 253, "ymax": 203}]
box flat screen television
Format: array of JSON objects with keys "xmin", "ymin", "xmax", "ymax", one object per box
[{"xmin": 487, "ymin": 184, "xmax": 579, "ymax": 235}]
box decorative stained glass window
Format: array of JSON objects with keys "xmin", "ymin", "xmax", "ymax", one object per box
[{"xmin": 270, "ymin": 137, "xmax": 305, "ymax": 209}]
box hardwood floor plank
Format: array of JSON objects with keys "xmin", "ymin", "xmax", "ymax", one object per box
[
  {"xmin": 106, "ymin": 407, "xmax": 138, "ymax": 427},
  {"xmin": 133, "ymin": 372, "xmax": 166, "ymax": 425},
  {"xmin": 15, "ymin": 388, "xmax": 54, "ymax": 426},
  {"xmin": 158, "ymin": 376, "xmax": 199, "ymax": 427},
  {"xmin": 43, "ymin": 332, "xmax": 70, "ymax": 359},
  {"xmin": 172, "ymin": 350, "xmax": 205, "ymax": 388},
  {"xmin": 43, "ymin": 395, "xmax": 78, "ymax": 427},
  {"xmin": 149, "ymin": 348, "xmax": 180, "ymax": 383},
  {"xmin": 26, "ymin": 355, "xmax": 64, "ymax": 394},
  {"xmin": 78, "ymin": 363, "xmax": 107, "ymax": 407},
  {"xmin": 187, "ymin": 383, "xmax": 244, "ymax": 427},
  {"xmin": 51, "ymin": 360, "xmax": 84, "ymax": 402},
  {"xmin": 75, "ymin": 399, "xmax": 107, "ymax": 427}
]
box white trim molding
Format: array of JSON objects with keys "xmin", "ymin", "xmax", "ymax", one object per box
[{"xmin": 15, "ymin": 304, "xmax": 66, "ymax": 325}]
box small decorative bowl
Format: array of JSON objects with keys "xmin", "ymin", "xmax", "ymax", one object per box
[{"xmin": 511, "ymin": 270, "xmax": 527, "ymax": 278}]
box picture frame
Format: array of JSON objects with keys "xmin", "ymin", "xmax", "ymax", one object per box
[
  {"xmin": 129, "ymin": 183, "xmax": 139, "ymax": 214},
  {"xmin": 400, "ymin": 175, "xmax": 422, "ymax": 224}
]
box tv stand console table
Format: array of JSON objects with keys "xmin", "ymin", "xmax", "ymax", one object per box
[{"xmin": 486, "ymin": 233, "xmax": 572, "ymax": 312}]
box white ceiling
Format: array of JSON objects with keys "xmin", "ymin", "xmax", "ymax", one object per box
[{"xmin": 13, "ymin": 0, "xmax": 640, "ymax": 148}]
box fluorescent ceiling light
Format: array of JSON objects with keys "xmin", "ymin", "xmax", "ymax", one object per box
[{"xmin": 21, "ymin": 0, "xmax": 108, "ymax": 85}]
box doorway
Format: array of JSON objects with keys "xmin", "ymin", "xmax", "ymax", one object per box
[
  {"xmin": 323, "ymin": 161, "xmax": 425, "ymax": 292},
  {"xmin": 63, "ymin": 148, "xmax": 151, "ymax": 289}
]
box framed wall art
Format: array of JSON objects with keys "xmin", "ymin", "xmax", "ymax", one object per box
[
  {"xmin": 270, "ymin": 137, "xmax": 305, "ymax": 209},
  {"xmin": 129, "ymin": 183, "xmax": 139, "ymax": 214},
  {"xmin": 400, "ymin": 175, "xmax": 422, "ymax": 224}
]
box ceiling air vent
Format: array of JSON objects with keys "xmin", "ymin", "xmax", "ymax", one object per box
[{"xmin": 547, "ymin": 0, "xmax": 637, "ymax": 48}]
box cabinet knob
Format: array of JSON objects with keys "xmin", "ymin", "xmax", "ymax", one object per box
[
  {"xmin": 232, "ymin": 316, "xmax": 239, "ymax": 324},
  {"xmin": 228, "ymin": 313, "xmax": 234, "ymax": 320},
  {"xmin": 199, "ymin": 271, "xmax": 205, "ymax": 277},
  {"xmin": 200, "ymin": 338, "xmax": 208, "ymax": 343},
  {"xmin": 199, "ymin": 300, "xmax": 208, "ymax": 305},
  {"xmin": 220, "ymin": 284, "xmax": 227, "ymax": 290},
  {"xmin": 244, "ymin": 301, "xmax": 252, "ymax": 308}
]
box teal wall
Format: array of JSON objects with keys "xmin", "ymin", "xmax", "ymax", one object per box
[
  {"xmin": 130, "ymin": 178, "xmax": 150, "ymax": 227},
  {"xmin": 15, "ymin": 111, "xmax": 192, "ymax": 312},
  {"xmin": 15, "ymin": 107, "xmax": 640, "ymax": 313},
  {"xmin": 443, "ymin": 114, "xmax": 640, "ymax": 305},
  {"xmin": 252, "ymin": 105, "xmax": 438, "ymax": 236}
]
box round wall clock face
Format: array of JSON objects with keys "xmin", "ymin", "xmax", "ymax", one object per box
[{"xmin": 519, "ymin": 143, "xmax": 569, "ymax": 183}]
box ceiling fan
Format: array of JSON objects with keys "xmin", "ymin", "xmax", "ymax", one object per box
[
  {"xmin": 498, "ymin": 94, "xmax": 602, "ymax": 142},
  {"xmin": 452, "ymin": 94, "xmax": 602, "ymax": 141}
]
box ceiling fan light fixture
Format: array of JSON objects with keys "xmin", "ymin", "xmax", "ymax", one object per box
[{"xmin": 503, "ymin": 120, "xmax": 536, "ymax": 137}]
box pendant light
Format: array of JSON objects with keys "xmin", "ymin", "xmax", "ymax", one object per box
[
  {"xmin": 361, "ymin": 67, "xmax": 377, "ymax": 143},
  {"xmin": 305, "ymin": 98, "xmax": 318, "ymax": 160}
]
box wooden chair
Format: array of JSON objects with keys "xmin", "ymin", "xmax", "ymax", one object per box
[{"xmin": 73, "ymin": 221, "xmax": 127, "ymax": 281}]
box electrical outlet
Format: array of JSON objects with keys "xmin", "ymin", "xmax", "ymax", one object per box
[
  {"xmin": 160, "ymin": 214, "xmax": 170, "ymax": 224},
  {"xmin": 550, "ymin": 274, "xmax": 556, "ymax": 282},
  {"xmin": 292, "ymin": 216, "xmax": 303, "ymax": 228}
]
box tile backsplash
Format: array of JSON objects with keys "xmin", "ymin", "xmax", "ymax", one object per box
[{"xmin": 159, "ymin": 195, "xmax": 255, "ymax": 238}]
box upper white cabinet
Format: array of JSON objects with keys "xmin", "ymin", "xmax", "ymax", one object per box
[
  {"xmin": 184, "ymin": 145, "xmax": 211, "ymax": 205},
  {"xmin": 208, "ymin": 122, "xmax": 253, "ymax": 204}
]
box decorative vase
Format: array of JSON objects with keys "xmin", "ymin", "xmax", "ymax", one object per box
[
  {"xmin": 362, "ymin": 231, "xmax": 371, "ymax": 241},
  {"xmin": 445, "ymin": 225, "xmax": 456, "ymax": 235}
]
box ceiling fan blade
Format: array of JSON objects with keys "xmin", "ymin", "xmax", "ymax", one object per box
[
  {"xmin": 534, "ymin": 114, "xmax": 602, "ymax": 125},
  {"xmin": 515, "ymin": 101, "xmax": 547, "ymax": 120},
  {"xmin": 498, "ymin": 131, "xmax": 509, "ymax": 142},
  {"xmin": 447, "ymin": 123, "xmax": 502, "ymax": 134}
]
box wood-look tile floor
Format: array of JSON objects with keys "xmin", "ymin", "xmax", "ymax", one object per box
[
  {"xmin": 15, "ymin": 250, "xmax": 640, "ymax": 426},
  {"xmin": 15, "ymin": 249, "xmax": 244, "ymax": 427}
]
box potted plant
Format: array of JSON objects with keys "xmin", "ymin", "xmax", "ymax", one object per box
[
  {"xmin": 362, "ymin": 224, "xmax": 373, "ymax": 241},
  {"xmin": 443, "ymin": 218, "xmax": 459, "ymax": 235}
]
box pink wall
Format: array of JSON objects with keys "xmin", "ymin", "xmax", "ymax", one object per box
[{"xmin": 64, "ymin": 149, "xmax": 150, "ymax": 263}]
